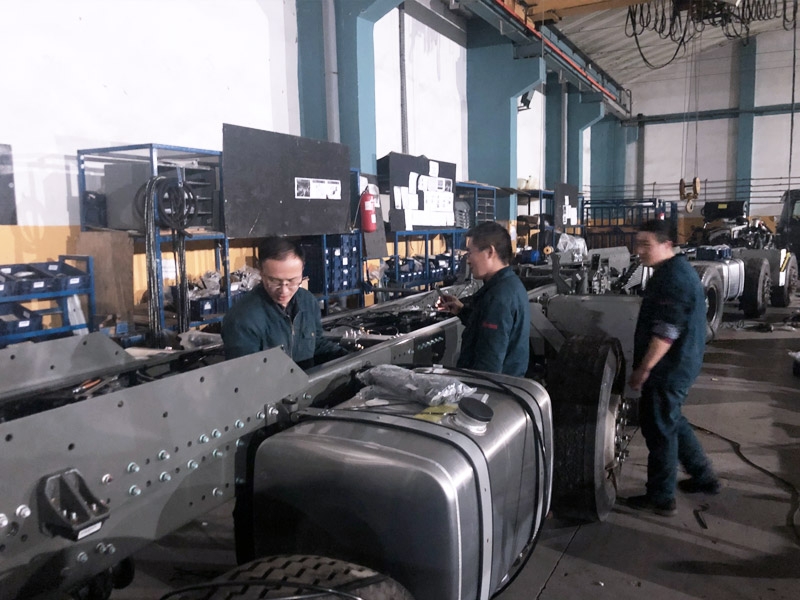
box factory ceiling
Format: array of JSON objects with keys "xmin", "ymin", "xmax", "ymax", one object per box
[
  {"xmin": 554, "ymin": 4, "xmax": 793, "ymax": 85},
  {"xmin": 450, "ymin": 0, "xmax": 798, "ymax": 87}
]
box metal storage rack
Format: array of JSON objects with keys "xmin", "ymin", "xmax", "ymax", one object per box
[
  {"xmin": 301, "ymin": 232, "xmax": 364, "ymax": 316},
  {"xmin": 579, "ymin": 198, "xmax": 678, "ymax": 251},
  {"xmin": 77, "ymin": 144, "xmax": 229, "ymax": 332},
  {"xmin": 516, "ymin": 189, "xmax": 557, "ymax": 251},
  {"xmin": 455, "ymin": 183, "xmax": 497, "ymax": 228},
  {"xmin": 387, "ymin": 229, "xmax": 466, "ymax": 292},
  {"xmin": 0, "ymin": 255, "xmax": 95, "ymax": 346}
]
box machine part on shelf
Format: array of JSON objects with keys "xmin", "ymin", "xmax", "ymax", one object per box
[{"xmin": 543, "ymin": 245, "xmax": 554, "ymax": 255}]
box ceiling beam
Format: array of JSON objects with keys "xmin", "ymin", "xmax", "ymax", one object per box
[{"xmin": 515, "ymin": 0, "xmax": 646, "ymax": 23}]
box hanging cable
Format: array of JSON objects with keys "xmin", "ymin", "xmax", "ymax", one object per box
[
  {"xmin": 680, "ymin": 44, "xmax": 693, "ymax": 181},
  {"xmin": 788, "ymin": 9, "xmax": 798, "ymax": 192},
  {"xmin": 136, "ymin": 174, "xmax": 197, "ymax": 343},
  {"xmin": 693, "ymin": 35, "xmax": 700, "ymax": 179},
  {"xmin": 627, "ymin": 0, "xmax": 799, "ymax": 71},
  {"xmin": 627, "ymin": 4, "xmax": 693, "ymax": 70},
  {"xmin": 141, "ymin": 176, "xmax": 166, "ymax": 346}
]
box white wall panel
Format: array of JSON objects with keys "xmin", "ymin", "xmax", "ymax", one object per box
[
  {"xmin": 643, "ymin": 119, "xmax": 736, "ymax": 188},
  {"xmin": 374, "ymin": 9, "xmax": 467, "ymax": 180},
  {"xmin": 751, "ymin": 113, "xmax": 800, "ymax": 214},
  {"xmin": 754, "ymin": 29, "xmax": 798, "ymax": 107},
  {"xmin": 630, "ymin": 42, "xmax": 738, "ymax": 116},
  {"xmin": 404, "ymin": 14, "xmax": 468, "ymax": 181},
  {"xmin": 517, "ymin": 91, "xmax": 545, "ymax": 190},
  {"xmin": 0, "ymin": 0, "xmax": 297, "ymax": 226},
  {"xmin": 374, "ymin": 10, "xmax": 403, "ymax": 162}
]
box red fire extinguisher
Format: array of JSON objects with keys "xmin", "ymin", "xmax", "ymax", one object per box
[{"xmin": 359, "ymin": 184, "xmax": 378, "ymax": 233}]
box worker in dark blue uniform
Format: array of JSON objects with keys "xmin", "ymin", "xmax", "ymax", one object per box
[
  {"xmin": 626, "ymin": 219, "xmax": 720, "ymax": 517},
  {"xmin": 222, "ymin": 237, "xmax": 344, "ymax": 369},
  {"xmin": 438, "ymin": 222, "xmax": 530, "ymax": 377}
]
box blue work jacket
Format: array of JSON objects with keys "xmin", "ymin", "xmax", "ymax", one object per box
[
  {"xmin": 634, "ymin": 254, "xmax": 706, "ymax": 388},
  {"xmin": 456, "ymin": 266, "xmax": 530, "ymax": 377},
  {"xmin": 222, "ymin": 285, "xmax": 343, "ymax": 367}
]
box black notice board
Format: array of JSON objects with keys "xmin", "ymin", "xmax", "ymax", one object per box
[
  {"xmin": 0, "ymin": 144, "xmax": 17, "ymax": 225},
  {"xmin": 222, "ymin": 124, "xmax": 351, "ymax": 239}
]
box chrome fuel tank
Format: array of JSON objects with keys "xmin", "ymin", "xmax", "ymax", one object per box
[{"xmin": 250, "ymin": 369, "xmax": 552, "ymax": 600}]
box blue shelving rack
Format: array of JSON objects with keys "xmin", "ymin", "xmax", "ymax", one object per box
[
  {"xmin": 77, "ymin": 144, "xmax": 229, "ymax": 332},
  {"xmin": 455, "ymin": 182, "xmax": 497, "ymax": 228},
  {"xmin": 0, "ymin": 255, "xmax": 96, "ymax": 346},
  {"xmin": 302, "ymin": 232, "xmax": 365, "ymax": 316},
  {"xmin": 389, "ymin": 229, "xmax": 466, "ymax": 291}
]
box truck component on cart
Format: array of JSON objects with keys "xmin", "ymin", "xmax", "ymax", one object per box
[
  {"xmin": 0, "ymin": 273, "xmax": 635, "ymax": 600},
  {"xmin": 245, "ymin": 367, "xmax": 552, "ymax": 600},
  {"xmin": 687, "ymin": 200, "xmax": 798, "ymax": 331}
]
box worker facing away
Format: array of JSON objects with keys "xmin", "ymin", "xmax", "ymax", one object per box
[
  {"xmin": 438, "ymin": 221, "xmax": 530, "ymax": 377},
  {"xmin": 222, "ymin": 237, "xmax": 345, "ymax": 368},
  {"xmin": 626, "ymin": 219, "xmax": 720, "ymax": 517}
]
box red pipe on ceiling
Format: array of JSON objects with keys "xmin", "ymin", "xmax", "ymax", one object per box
[{"xmin": 492, "ymin": 0, "xmax": 619, "ymax": 103}]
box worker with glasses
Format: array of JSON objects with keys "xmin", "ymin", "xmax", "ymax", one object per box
[{"xmin": 222, "ymin": 236, "xmax": 345, "ymax": 368}]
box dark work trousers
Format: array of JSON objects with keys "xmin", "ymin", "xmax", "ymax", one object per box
[{"xmin": 639, "ymin": 381, "xmax": 715, "ymax": 503}]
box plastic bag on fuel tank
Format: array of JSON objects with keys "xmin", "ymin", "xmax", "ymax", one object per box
[{"xmin": 356, "ymin": 364, "xmax": 476, "ymax": 406}]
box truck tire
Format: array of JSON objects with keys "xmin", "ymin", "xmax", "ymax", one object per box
[
  {"xmin": 741, "ymin": 257, "xmax": 771, "ymax": 318},
  {"xmin": 547, "ymin": 335, "xmax": 627, "ymax": 522},
  {"xmin": 770, "ymin": 254, "xmax": 798, "ymax": 307},
  {"xmin": 182, "ymin": 555, "xmax": 414, "ymax": 600},
  {"xmin": 694, "ymin": 265, "xmax": 724, "ymax": 342}
]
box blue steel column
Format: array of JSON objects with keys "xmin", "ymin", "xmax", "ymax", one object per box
[
  {"xmin": 567, "ymin": 89, "xmax": 604, "ymax": 188},
  {"xmin": 467, "ymin": 19, "xmax": 545, "ymax": 220},
  {"xmin": 296, "ymin": 1, "xmax": 327, "ymax": 140},
  {"xmin": 544, "ymin": 72, "xmax": 563, "ymax": 190},
  {"xmin": 736, "ymin": 38, "xmax": 757, "ymax": 204},
  {"xmin": 334, "ymin": 0, "xmax": 401, "ymax": 173},
  {"xmin": 590, "ymin": 115, "xmax": 627, "ymax": 194}
]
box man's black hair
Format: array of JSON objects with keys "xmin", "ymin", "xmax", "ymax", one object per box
[
  {"xmin": 257, "ymin": 237, "xmax": 305, "ymax": 266},
  {"xmin": 640, "ymin": 219, "xmax": 675, "ymax": 244},
  {"xmin": 467, "ymin": 221, "xmax": 513, "ymax": 264}
]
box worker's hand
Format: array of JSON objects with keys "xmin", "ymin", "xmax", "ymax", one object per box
[
  {"xmin": 437, "ymin": 293, "xmax": 463, "ymax": 315},
  {"xmin": 628, "ymin": 366, "xmax": 650, "ymax": 391}
]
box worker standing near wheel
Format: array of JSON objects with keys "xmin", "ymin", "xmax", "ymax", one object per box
[
  {"xmin": 437, "ymin": 221, "xmax": 530, "ymax": 376},
  {"xmin": 626, "ymin": 219, "xmax": 720, "ymax": 516}
]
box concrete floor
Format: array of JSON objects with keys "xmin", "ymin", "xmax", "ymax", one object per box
[{"xmin": 115, "ymin": 302, "xmax": 800, "ymax": 600}]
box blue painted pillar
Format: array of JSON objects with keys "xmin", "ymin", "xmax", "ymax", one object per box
[
  {"xmin": 296, "ymin": 1, "xmax": 327, "ymax": 140},
  {"xmin": 467, "ymin": 20, "xmax": 545, "ymax": 220},
  {"xmin": 333, "ymin": 0, "xmax": 401, "ymax": 173},
  {"xmin": 544, "ymin": 72, "xmax": 563, "ymax": 191},
  {"xmin": 736, "ymin": 38, "xmax": 757, "ymax": 204},
  {"xmin": 590, "ymin": 115, "xmax": 627, "ymax": 194},
  {"xmin": 567, "ymin": 89, "xmax": 605, "ymax": 189}
]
